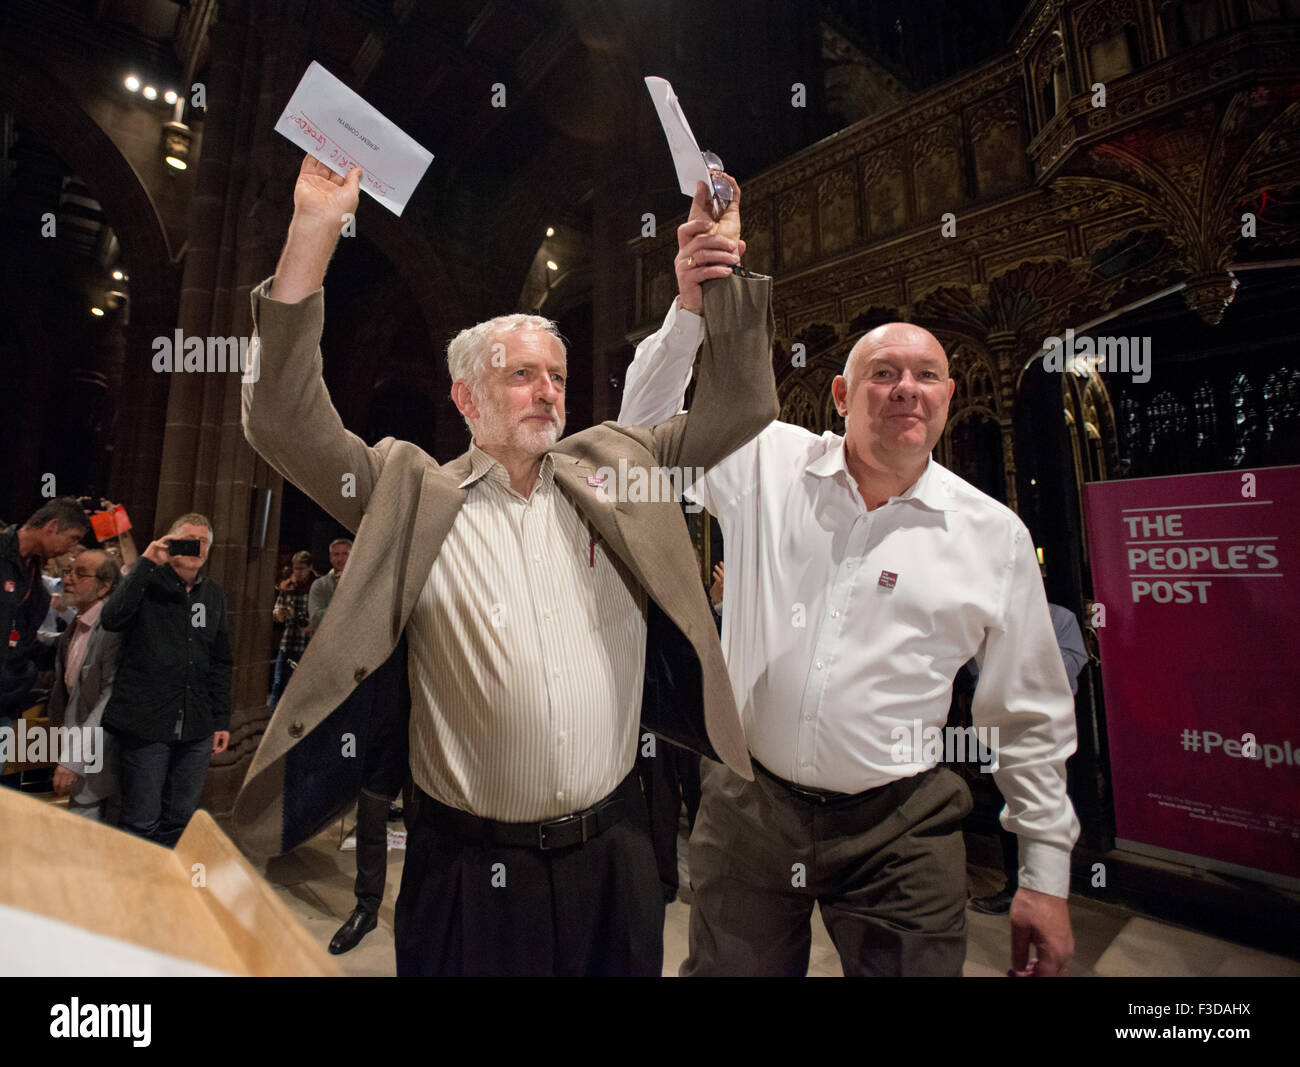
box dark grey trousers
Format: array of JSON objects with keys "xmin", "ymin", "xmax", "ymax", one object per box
[
  {"xmin": 116, "ymin": 734, "xmax": 211, "ymax": 848},
  {"xmin": 682, "ymin": 760, "xmax": 972, "ymax": 977}
]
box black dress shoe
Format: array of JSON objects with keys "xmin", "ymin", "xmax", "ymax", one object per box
[
  {"xmin": 969, "ymin": 888, "xmax": 1016, "ymax": 915},
  {"xmin": 329, "ymin": 906, "xmax": 378, "ymax": 954}
]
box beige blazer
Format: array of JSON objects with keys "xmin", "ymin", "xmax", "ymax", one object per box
[{"xmin": 233, "ymin": 271, "xmax": 777, "ymax": 858}]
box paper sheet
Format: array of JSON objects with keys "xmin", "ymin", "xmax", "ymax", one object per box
[
  {"xmin": 644, "ymin": 76, "xmax": 713, "ymax": 200},
  {"xmin": 274, "ymin": 61, "xmax": 434, "ymax": 217}
]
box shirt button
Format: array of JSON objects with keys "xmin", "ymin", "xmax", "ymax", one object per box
[
  {"xmin": 552, "ymin": 668, "xmax": 561, "ymax": 679},
  {"xmin": 816, "ymin": 662, "xmax": 824, "ymax": 670},
  {"xmin": 543, "ymin": 610, "xmax": 552, "ymax": 619},
  {"xmin": 533, "ymin": 553, "xmax": 541, "ymax": 563},
  {"xmin": 557, "ymin": 733, "xmax": 566, "ymax": 745},
  {"xmin": 555, "ymin": 791, "xmax": 564, "ymax": 803},
  {"xmin": 803, "ymin": 714, "xmax": 813, "ymax": 722},
  {"xmin": 831, "ymin": 610, "xmax": 839, "ymax": 618},
  {"xmin": 847, "ymin": 561, "xmax": 856, "ymax": 568}
]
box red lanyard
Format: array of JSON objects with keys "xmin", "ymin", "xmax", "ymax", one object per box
[{"xmin": 8, "ymin": 559, "xmax": 38, "ymax": 648}]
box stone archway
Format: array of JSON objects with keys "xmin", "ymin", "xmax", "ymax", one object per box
[{"xmin": 0, "ymin": 43, "xmax": 178, "ymax": 540}]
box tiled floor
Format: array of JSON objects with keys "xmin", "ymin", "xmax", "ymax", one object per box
[{"xmin": 253, "ymin": 814, "xmax": 1300, "ymax": 978}]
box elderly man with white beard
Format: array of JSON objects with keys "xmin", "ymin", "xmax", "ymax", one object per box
[{"xmin": 236, "ymin": 155, "xmax": 776, "ymax": 976}]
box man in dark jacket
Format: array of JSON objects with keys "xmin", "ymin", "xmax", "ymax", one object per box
[
  {"xmin": 1, "ymin": 499, "xmax": 90, "ymax": 737},
  {"xmin": 100, "ymin": 512, "xmax": 232, "ymax": 846}
]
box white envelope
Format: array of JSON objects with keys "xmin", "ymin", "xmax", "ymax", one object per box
[
  {"xmin": 274, "ymin": 61, "xmax": 434, "ymax": 217},
  {"xmin": 644, "ymin": 76, "xmax": 712, "ymax": 200}
]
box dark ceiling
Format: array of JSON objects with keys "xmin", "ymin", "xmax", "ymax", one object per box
[{"xmin": 2, "ymin": 0, "xmax": 1032, "ymax": 325}]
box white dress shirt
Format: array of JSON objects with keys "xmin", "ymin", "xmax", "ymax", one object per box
[
  {"xmin": 405, "ymin": 446, "xmax": 646, "ymax": 822},
  {"xmin": 619, "ymin": 306, "xmax": 1080, "ymax": 897}
]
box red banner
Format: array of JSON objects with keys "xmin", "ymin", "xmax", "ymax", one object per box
[{"xmin": 1083, "ymin": 466, "xmax": 1300, "ymax": 884}]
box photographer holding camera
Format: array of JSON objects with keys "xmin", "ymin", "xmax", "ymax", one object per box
[{"xmin": 100, "ymin": 512, "xmax": 232, "ymax": 846}]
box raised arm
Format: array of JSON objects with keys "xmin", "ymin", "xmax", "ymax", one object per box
[
  {"xmin": 646, "ymin": 270, "xmax": 777, "ymax": 476},
  {"xmin": 627, "ymin": 175, "xmax": 775, "ymax": 473},
  {"xmin": 242, "ymin": 155, "xmax": 385, "ymax": 532},
  {"xmin": 619, "ymin": 178, "xmax": 743, "ymax": 429},
  {"xmin": 99, "ymin": 555, "xmax": 157, "ymax": 632},
  {"xmin": 619, "ymin": 302, "xmax": 701, "ymax": 428}
]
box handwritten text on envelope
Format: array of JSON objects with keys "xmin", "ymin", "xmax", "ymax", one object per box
[{"xmin": 274, "ymin": 61, "xmax": 434, "ymax": 217}]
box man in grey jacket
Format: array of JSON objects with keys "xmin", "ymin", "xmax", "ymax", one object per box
[{"xmin": 48, "ymin": 548, "xmax": 122, "ymax": 821}]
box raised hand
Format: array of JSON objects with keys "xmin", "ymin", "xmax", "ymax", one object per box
[
  {"xmin": 141, "ymin": 537, "xmax": 172, "ymax": 567},
  {"xmin": 675, "ymin": 173, "xmax": 744, "ymax": 315},
  {"xmin": 272, "ymin": 154, "xmax": 363, "ymax": 305},
  {"xmin": 293, "ymin": 153, "xmax": 362, "ymax": 228}
]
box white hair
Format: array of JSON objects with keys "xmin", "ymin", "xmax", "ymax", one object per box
[{"xmin": 446, "ymin": 314, "xmax": 566, "ymax": 436}]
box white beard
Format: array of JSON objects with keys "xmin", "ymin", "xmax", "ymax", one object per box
[{"xmin": 474, "ymin": 393, "xmax": 563, "ymax": 456}]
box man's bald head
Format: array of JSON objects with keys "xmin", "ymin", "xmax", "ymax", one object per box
[
  {"xmin": 843, "ymin": 322, "xmax": 949, "ymax": 389},
  {"xmin": 832, "ymin": 320, "xmax": 955, "ymax": 479}
]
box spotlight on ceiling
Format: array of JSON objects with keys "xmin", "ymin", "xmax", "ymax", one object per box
[
  {"xmin": 112, "ymin": 269, "xmax": 124, "ymax": 281},
  {"xmin": 90, "ymin": 307, "xmax": 104, "ymax": 317},
  {"xmin": 142, "ymin": 86, "xmax": 157, "ymax": 100},
  {"xmin": 546, "ymin": 260, "xmax": 558, "ymax": 271},
  {"xmin": 164, "ymin": 89, "xmax": 178, "ymax": 105},
  {"xmin": 124, "ymin": 75, "xmax": 140, "ymax": 92},
  {"xmin": 163, "ymin": 120, "xmax": 192, "ymax": 171},
  {"xmin": 546, "ymin": 227, "xmax": 554, "ymax": 237}
]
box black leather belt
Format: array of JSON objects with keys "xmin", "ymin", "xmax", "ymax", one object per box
[
  {"xmin": 752, "ymin": 758, "xmax": 887, "ymax": 807},
  {"xmin": 417, "ymin": 773, "xmax": 635, "ymax": 851}
]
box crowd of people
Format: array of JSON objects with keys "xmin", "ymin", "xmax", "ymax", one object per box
[
  {"xmin": 2, "ymin": 499, "xmax": 230, "ymax": 843},
  {"xmin": 0, "ymin": 497, "xmax": 360, "ymax": 853}
]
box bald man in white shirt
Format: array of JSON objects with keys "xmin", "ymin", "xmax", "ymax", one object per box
[{"xmin": 619, "ymin": 249, "xmax": 1079, "ymax": 977}]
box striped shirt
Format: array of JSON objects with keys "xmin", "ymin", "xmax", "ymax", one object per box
[{"xmin": 406, "ymin": 445, "xmax": 647, "ymax": 821}]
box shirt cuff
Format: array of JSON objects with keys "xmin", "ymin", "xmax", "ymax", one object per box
[
  {"xmin": 1016, "ymin": 838, "xmax": 1072, "ymax": 898},
  {"xmin": 662, "ymin": 299, "xmax": 702, "ymax": 349}
]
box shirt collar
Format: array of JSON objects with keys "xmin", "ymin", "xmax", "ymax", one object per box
[
  {"xmin": 75, "ymin": 598, "xmax": 105, "ymax": 630},
  {"xmin": 460, "ymin": 443, "xmax": 555, "ymax": 494},
  {"xmin": 807, "ymin": 437, "xmax": 956, "ymax": 513}
]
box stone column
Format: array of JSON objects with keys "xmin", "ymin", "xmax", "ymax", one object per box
[
  {"xmin": 986, "ymin": 329, "xmax": 1021, "ymax": 514},
  {"xmin": 151, "ymin": 2, "xmax": 309, "ymax": 811}
]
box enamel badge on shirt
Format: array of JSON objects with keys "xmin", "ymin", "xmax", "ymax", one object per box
[{"xmin": 878, "ymin": 570, "xmax": 898, "ymax": 590}]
